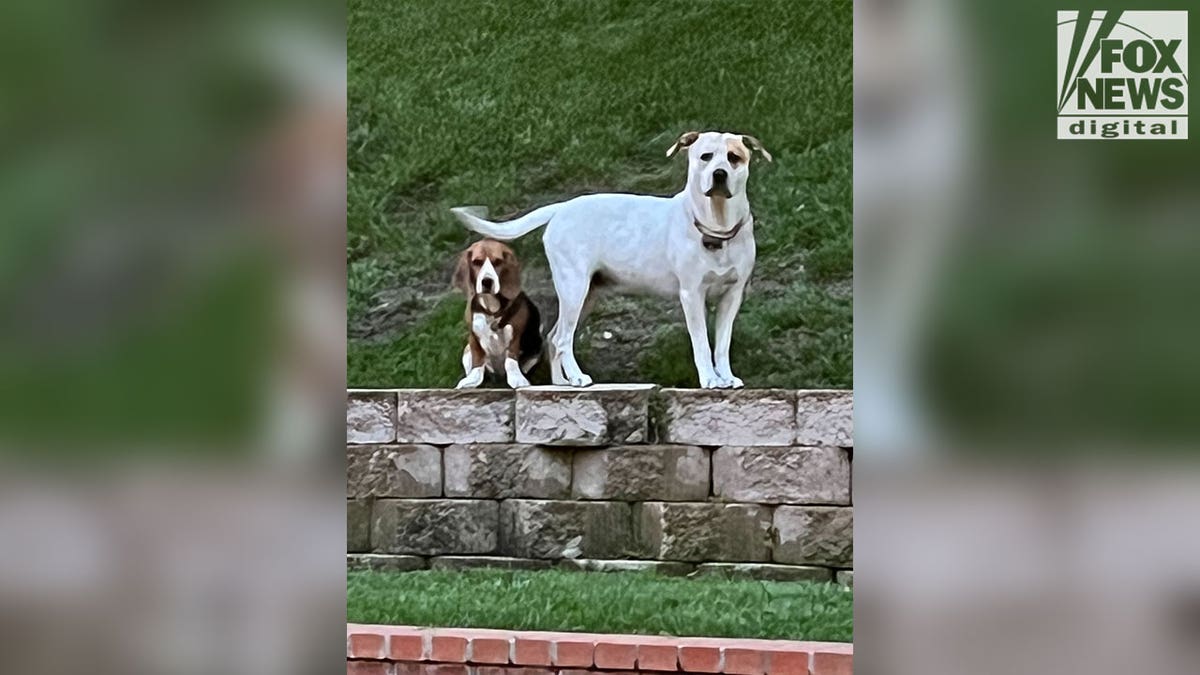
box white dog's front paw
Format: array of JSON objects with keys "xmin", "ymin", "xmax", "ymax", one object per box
[
  {"xmin": 702, "ymin": 373, "xmax": 744, "ymax": 389},
  {"xmin": 715, "ymin": 373, "xmax": 744, "ymax": 389},
  {"xmin": 567, "ymin": 372, "xmax": 593, "ymax": 387}
]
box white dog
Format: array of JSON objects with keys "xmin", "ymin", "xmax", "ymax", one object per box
[{"xmin": 451, "ymin": 130, "xmax": 770, "ymax": 389}]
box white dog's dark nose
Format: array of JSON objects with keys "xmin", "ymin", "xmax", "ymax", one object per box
[{"xmin": 712, "ymin": 168, "xmax": 728, "ymax": 183}]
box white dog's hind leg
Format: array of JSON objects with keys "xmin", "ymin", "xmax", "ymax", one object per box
[
  {"xmin": 679, "ymin": 287, "xmax": 722, "ymax": 389},
  {"xmin": 712, "ymin": 282, "xmax": 746, "ymax": 389},
  {"xmin": 546, "ymin": 323, "xmax": 568, "ymax": 385},
  {"xmin": 551, "ymin": 280, "xmax": 593, "ymax": 387},
  {"xmin": 548, "ymin": 287, "xmax": 599, "ymax": 385}
]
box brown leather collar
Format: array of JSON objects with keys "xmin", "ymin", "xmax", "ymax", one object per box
[
  {"xmin": 471, "ymin": 291, "xmax": 525, "ymax": 326},
  {"xmin": 694, "ymin": 217, "xmax": 748, "ymax": 250}
]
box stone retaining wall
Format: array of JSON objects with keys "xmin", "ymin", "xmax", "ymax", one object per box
[
  {"xmin": 347, "ymin": 624, "xmax": 853, "ymax": 675},
  {"xmin": 347, "ymin": 387, "xmax": 852, "ymax": 581}
]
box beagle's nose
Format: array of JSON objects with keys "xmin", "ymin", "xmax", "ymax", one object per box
[
  {"xmin": 712, "ymin": 168, "xmax": 728, "ymax": 183},
  {"xmin": 481, "ymin": 277, "xmax": 495, "ymax": 291}
]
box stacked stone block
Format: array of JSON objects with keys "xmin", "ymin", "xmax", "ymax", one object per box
[{"xmin": 347, "ymin": 386, "xmax": 853, "ymax": 582}]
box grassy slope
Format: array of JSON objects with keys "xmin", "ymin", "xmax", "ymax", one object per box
[
  {"xmin": 348, "ymin": 0, "xmax": 851, "ymax": 388},
  {"xmin": 348, "ymin": 569, "xmax": 853, "ymax": 642}
]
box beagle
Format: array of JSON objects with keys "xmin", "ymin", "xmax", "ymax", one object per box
[
  {"xmin": 451, "ymin": 131, "xmax": 770, "ymax": 389},
  {"xmin": 451, "ymin": 239, "xmax": 543, "ymax": 389}
]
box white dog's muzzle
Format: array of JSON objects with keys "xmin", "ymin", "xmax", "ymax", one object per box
[{"xmin": 703, "ymin": 167, "xmax": 734, "ymax": 198}]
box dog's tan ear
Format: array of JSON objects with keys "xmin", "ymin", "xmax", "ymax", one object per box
[
  {"xmin": 498, "ymin": 249, "xmax": 522, "ymax": 299},
  {"xmin": 451, "ymin": 250, "xmax": 471, "ymax": 293},
  {"xmin": 665, "ymin": 131, "xmax": 701, "ymax": 158},
  {"xmin": 741, "ymin": 135, "xmax": 773, "ymax": 162}
]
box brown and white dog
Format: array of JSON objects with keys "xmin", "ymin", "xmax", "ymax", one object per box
[{"xmin": 451, "ymin": 239, "xmax": 543, "ymax": 389}]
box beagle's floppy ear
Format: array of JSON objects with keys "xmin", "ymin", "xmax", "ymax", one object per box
[
  {"xmin": 741, "ymin": 135, "xmax": 773, "ymax": 162},
  {"xmin": 497, "ymin": 249, "xmax": 522, "ymax": 299},
  {"xmin": 451, "ymin": 250, "xmax": 471, "ymax": 293},
  {"xmin": 665, "ymin": 131, "xmax": 701, "ymax": 158}
]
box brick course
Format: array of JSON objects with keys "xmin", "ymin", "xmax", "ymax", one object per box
[{"xmin": 346, "ymin": 624, "xmax": 852, "ymax": 674}]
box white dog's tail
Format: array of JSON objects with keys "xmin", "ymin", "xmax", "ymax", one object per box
[{"xmin": 450, "ymin": 203, "xmax": 561, "ymax": 241}]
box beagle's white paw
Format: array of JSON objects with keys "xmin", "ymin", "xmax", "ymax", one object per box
[
  {"xmin": 504, "ymin": 358, "xmax": 531, "ymax": 388},
  {"xmin": 456, "ymin": 367, "xmax": 485, "ymax": 389}
]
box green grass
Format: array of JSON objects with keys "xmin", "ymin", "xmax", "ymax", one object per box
[
  {"xmin": 348, "ymin": 0, "xmax": 851, "ymax": 388},
  {"xmin": 347, "ymin": 569, "xmax": 853, "ymax": 642}
]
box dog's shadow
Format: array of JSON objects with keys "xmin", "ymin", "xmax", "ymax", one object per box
[{"xmin": 523, "ymin": 355, "xmax": 554, "ymax": 387}]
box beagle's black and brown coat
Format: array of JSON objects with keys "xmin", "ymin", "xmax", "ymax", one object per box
[{"xmin": 452, "ymin": 239, "xmax": 542, "ymax": 388}]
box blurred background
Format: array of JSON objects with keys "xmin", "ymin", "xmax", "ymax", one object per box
[
  {"xmin": 856, "ymin": 0, "xmax": 1200, "ymax": 673},
  {"xmin": 4, "ymin": 0, "xmax": 1200, "ymax": 672},
  {"xmin": 0, "ymin": 0, "xmax": 345, "ymax": 673}
]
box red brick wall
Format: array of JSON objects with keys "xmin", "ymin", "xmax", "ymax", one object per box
[{"xmin": 347, "ymin": 624, "xmax": 852, "ymax": 675}]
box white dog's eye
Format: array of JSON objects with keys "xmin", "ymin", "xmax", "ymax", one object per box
[
  {"xmin": 699, "ymin": 152, "xmax": 713, "ymax": 161},
  {"xmin": 728, "ymin": 152, "xmax": 742, "ymax": 165}
]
